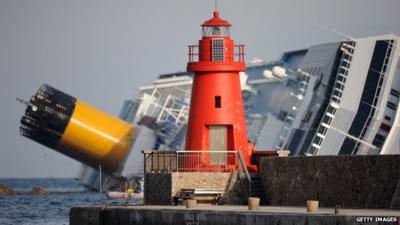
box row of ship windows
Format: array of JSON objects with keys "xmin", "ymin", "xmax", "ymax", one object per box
[
  {"xmin": 386, "ymin": 88, "xmax": 399, "ymax": 111},
  {"xmin": 390, "ymin": 88, "xmax": 400, "ymax": 98},
  {"xmin": 331, "ymin": 50, "xmax": 353, "ymax": 104},
  {"xmin": 310, "ymin": 103, "xmax": 338, "ymax": 147},
  {"xmin": 387, "ymin": 101, "xmax": 397, "ymax": 111},
  {"xmin": 309, "ymin": 41, "xmax": 400, "ymax": 154},
  {"xmin": 307, "ymin": 42, "xmax": 356, "ymax": 155},
  {"xmin": 312, "ymin": 119, "xmax": 393, "ymax": 152},
  {"xmin": 364, "ymin": 40, "xmax": 396, "ymax": 152},
  {"xmin": 372, "ymin": 41, "xmax": 396, "ymax": 148},
  {"xmin": 284, "ymin": 73, "xmax": 312, "ymax": 148},
  {"xmin": 317, "ymin": 44, "xmax": 354, "ymax": 140},
  {"xmin": 308, "ymin": 52, "xmax": 354, "ymax": 150},
  {"xmin": 313, "ymin": 112, "xmax": 395, "ymax": 151}
]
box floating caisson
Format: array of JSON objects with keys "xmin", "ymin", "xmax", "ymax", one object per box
[{"xmin": 20, "ymin": 84, "xmax": 134, "ymax": 173}]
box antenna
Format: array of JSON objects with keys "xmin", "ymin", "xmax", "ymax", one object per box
[
  {"xmin": 313, "ymin": 23, "xmax": 355, "ymax": 41},
  {"xmin": 16, "ymin": 97, "xmax": 38, "ymax": 111},
  {"xmin": 314, "ymin": 23, "xmax": 396, "ymax": 55},
  {"xmin": 215, "ymin": 0, "xmax": 218, "ymax": 11},
  {"xmin": 16, "ymin": 97, "xmax": 29, "ymax": 106}
]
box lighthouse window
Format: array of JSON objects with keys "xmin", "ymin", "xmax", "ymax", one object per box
[
  {"xmin": 212, "ymin": 39, "xmax": 224, "ymax": 61},
  {"xmin": 215, "ymin": 96, "xmax": 221, "ymax": 108},
  {"xmin": 202, "ymin": 26, "xmax": 229, "ymax": 36}
]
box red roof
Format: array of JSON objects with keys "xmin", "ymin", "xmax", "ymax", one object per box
[{"xmin": 201, "ymin": 11, "xmax": 231, "ymax": 27}]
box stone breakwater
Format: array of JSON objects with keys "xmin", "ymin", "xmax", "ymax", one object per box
[{"xmin": 259, "ymin": 155, "xmax": 400, "ymax": 209}]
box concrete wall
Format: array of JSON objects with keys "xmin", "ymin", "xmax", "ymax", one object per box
[
  {"xmin": 70, "ymin": 206, "xmax": 398, "ymax": 225},
  {"xmin": 259, "ymin": 155, "xmax": 400, "ymax": 209},
  {"xmin": 145, "ymin": 172, "xmax": 244, "ymax": 205},
  {"xmin": 145, "ymin": 173, "xmax": 173, "ymax": 205}
]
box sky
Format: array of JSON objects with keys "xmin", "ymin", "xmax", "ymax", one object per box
[{"xmin": 0, "ymin": 0, "xmax": 399, "ymax": 178}]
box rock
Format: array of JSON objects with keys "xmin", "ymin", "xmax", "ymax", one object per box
[
  {"xmin": 31, "ymin": 186, "xmax": 48, "ymax": 195},
  {"xmin": 0, "ymin": 184, "xmax": 17, "ymax": 196}
]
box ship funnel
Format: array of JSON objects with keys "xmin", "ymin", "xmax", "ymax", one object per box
[{"xmin": 19, "ymin": 84, "xmax": 135, "ymax": 173}]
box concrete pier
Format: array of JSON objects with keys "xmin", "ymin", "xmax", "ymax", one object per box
[{"xmin": 70, "ymin": 205, "xmax": 400, "ymax": 225}]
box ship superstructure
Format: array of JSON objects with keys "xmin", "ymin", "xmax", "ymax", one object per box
[{"xmin": 75, "ymin": 34, "xmax": 400, "ymax": 190}]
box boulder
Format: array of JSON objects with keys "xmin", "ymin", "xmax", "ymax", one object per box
[
  {"xmin": 31, "ymin": 186, "xmax": 48, "ymax": 195},
  {"xmin": 0, "ymin": 184, "xmax": 16, "ymax": 195}
]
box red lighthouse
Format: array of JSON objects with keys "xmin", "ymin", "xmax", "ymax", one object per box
[{"xmin": 185, "ymin": 10, "xmax": 255, "ymax": 171}]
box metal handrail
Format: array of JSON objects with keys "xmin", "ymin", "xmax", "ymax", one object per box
[
  {"xmin": 175, "ymin": 150, "xmax": 235, "ymax": 153},
  {"xmin": 143, "ymin": 150, "xmax": 240, "ymax": 173},
  {"xmin": 234, "ymin": 44, "xmax": 245, "ymax": 62},
  {"xmin": 188, "ymin": 45, "xmax": 199, "ymax": 62},
  {"xmin": 143, "ymin": 150, "xmax": 253, "ymax": 202},
  {"xmin": 237, "ymin": 151, "xmax": 252, "ymax": 197},
  {"xmin": 188, "ymin": 44, "xmax": 245, "ymax": 63}
]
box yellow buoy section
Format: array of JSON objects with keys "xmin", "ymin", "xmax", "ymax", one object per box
[{"xmin": 56, "ymin": 100, "xmax": 134, "ymax": 173}]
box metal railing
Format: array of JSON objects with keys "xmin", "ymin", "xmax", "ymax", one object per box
[
  {"xmin": 188, "ymin": 44, "xmax": 245, "ymax": 63},
  {"xmin": 234, "ymin": 44, "xmax": 245, "ymax": 62},
  {"xmin": 188, "ymin": 45, "xmax": 199, "ymax": 62},
  {"xmin": 237, "ymin": 151, "xmax": 252, "ymax": 197},
  {"xmin": 143, "ymin": 150, "xmax": 240, "ymax": 173},
  {"xmin": 142, "ymin": 150, "xmax": 252, "ymax": 200}
]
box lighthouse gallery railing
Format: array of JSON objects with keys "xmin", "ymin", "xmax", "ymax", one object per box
[
  {"xmin": 188, "ymin": 45, "xmax": 245, "ymax": 63},
  {"xmin": 142, "ymin": 150, "xmax": 252, "ymax": 197}
]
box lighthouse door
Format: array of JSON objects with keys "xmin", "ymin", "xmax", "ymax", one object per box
[{"xmin": 209, "ymin": 125, "xmax": 227, "ymax": 165}]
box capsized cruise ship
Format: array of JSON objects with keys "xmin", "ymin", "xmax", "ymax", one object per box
[{"xmin": 78, "ymin": 34, "xmax": 400, "ymax": 190}]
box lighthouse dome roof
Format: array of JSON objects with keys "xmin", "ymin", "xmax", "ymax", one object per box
[{"xmin": 201, "ymin": 11, "xmax": 231, "ymax": 27}]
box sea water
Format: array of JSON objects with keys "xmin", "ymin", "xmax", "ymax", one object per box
[{"xmin": 0, "ymin": 178, "xmax": 141, "ymax": 225}]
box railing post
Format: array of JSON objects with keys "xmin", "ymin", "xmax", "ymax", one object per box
[
  {"xmin": 176, "ymin": 151, "xmax": 179, "ymax": 172},
  {"xmin": 150, "ymin": 152, "xmax": 153, "ymax": 172},
  {"xmin": 197, "ymin": 151, "xmax": 200, "ymax": 172},
  {"xmin": 189, "ymin": 46, "xmax": 192, "ymax": 62},
  {"xmin": 237, "ymin": 151, "xmax": 252, "ymax": 198},
  {"xmin": 143, "ymin": 152, "xmax": 146, "ymax": 205}
]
